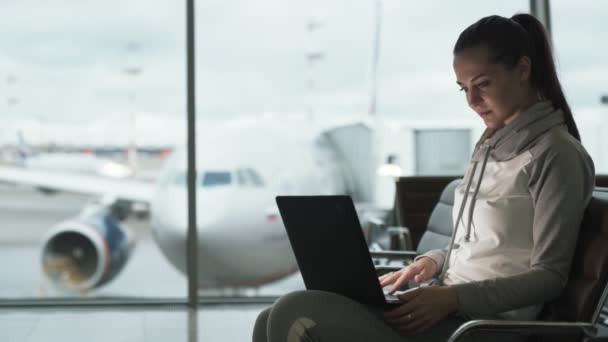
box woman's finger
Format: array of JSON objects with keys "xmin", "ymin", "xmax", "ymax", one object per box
[
  {"xmin": 387, "ymin": 266, "xmax": 419, "ymax": 294},
  {"xmin": 378, "ymin": 272, "xmax": 392, "ymax": 281},
  {"xmin": 413, "ymin": 266, "xmax": 429, "ymax": 283},
  {"xmin": 379, "ymin": 271, "xmax": 396, "ymax": 284},
  {"xmin": 384, "ymin": 297, "xmax": 419, "ymax": 319},
  {"xmin": 384, "ymin": 306, "xmax": 412, "ymax": 323},
  {"xmin": 379, "ymin": 271, "xmax": 400, "ymax": 287},
  {"xmin": 395, "ymin": 287, "xmax": 422, "ymax": 302}
]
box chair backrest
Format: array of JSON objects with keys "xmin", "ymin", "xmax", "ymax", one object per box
[
  {"xmin": 416, "ymin": 179, "xmax": 460, "ymax": 255},
  {"xmin": 394, "ymin": 176, "xmax": 460, "ymax": 248},
  {"xmin": 538, "ymin": 188, "xmax": 608, "ymax": 324},
  {"xmin": 596, "ymin": 175, "xmax": 608, "ymax": 188}
]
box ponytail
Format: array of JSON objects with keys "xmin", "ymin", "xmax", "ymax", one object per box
[
  {"xmin": 510, "ymin": 14, "xmax": 580, "ymax": 141},
  {"xmin": 454, "ymin": 14, "xmax": 581, "ymax": 141}
]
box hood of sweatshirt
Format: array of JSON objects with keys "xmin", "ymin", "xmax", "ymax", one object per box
[{"xmin": 471, "ymin": 100, "xmax": 566, "ymax": 162}]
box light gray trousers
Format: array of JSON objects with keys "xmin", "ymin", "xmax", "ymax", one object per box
[{"xmin": 252, "ymin": 290, "xmax": 524, "ymax": 342}]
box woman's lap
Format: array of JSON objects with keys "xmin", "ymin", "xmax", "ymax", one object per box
[{"xmin": 254, "ymin": 290, "xmax": 475, "ymax": 342}]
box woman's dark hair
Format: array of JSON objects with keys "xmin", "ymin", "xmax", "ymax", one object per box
[{"xmin": 453, "ymin": 14, "xmax": 580, "ymax": 141}]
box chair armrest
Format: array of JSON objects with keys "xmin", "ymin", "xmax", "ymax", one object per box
[
  {"xmin": 369, "ymin": 250, "xmax": 417, "ymax": 260},
  {"xmin": 370, "ymin": 250, "xmax": 416, "ymax": 270},
  {"xmin": 386, "ymin": 226, "xmax": 413, "ymax": 250},
  {"xmin": 447, "ymin": 319, "xmax": 597, "ymax": 342},
  {"xmin": 375, "ymin": 265, "xmax": 404, "ymax": 276},
  {"xmin": 365, "ymin": 215, "xmax": 388, "ymax": 227},
  {"xmin": 361, "ymin": 208, "xmax": 392, "ymax": 230},
  {"xmin": 361, "ymin": 209, "xmax": 413, "ymax": 250}
]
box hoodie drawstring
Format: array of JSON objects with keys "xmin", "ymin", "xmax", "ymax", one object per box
[
  {"xmin": 464, "ymin": 145, "xmax": 492, "ymax": 242},
  {"xmin": 437, "ymin": 161, "xmax": 477, "ymax": 283},
  {"xmin": 438, "ymin": 144, "xmax": 491, "ymax": 283}
]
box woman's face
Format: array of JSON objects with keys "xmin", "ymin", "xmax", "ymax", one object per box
[{"xmin": 453, "ymin": 47, "xmax": 532, "ymax": 129}]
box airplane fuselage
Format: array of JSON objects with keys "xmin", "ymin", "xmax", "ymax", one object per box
[{"xmin": 149, "ymin": 122, "xmax": 352, "ymax": 287}]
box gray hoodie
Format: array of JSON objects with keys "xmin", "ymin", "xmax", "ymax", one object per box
[{"xmin": 421, "ymin": 101, "xmax": 595, "ymax": 320}]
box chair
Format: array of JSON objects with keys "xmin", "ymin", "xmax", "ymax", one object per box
[
  {"xmin": 446, "ymin": 187, "xmax": 608, "ymax": 341},
  {"xmin": 368, "ymin": 178, "xmax": 461, "ymax": 271},
  {"xmin": 368, "ymin": 175, "xmax": 608, "ymax": 254},
  {"xmin": 371, "ymin": 181, "xmax": 608, "ymax": 341},
  {"xmin": 596, "ymin": 175, "xmax": 608, "ymax": 188},
  {"xmin": 392, "ymin": 176, "xmax": 461, "ymax": 248},
  {"xmin": 365, "ymin": 176, "xmax": 460, "ymax": 253}
]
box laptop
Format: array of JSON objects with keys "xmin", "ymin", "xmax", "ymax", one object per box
[{"xmin": 276, "ymin": 195, "xmax": 413, "ymax": 309}]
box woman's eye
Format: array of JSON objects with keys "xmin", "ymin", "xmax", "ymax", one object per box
[
  {"xmin": 476, "ymin": 81, "xmax": 490, "ymax": 88},
  {"xmin": 459, "ymin": 87, "xmax": 467, "ymax": 93}
]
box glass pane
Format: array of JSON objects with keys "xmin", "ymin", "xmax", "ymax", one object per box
[
  {"xmin": 191, "ymin": 0, "xmax": 528, "ymax": 305},
  {"xmin": 552, "ymin": 1, "xmax": 608, "ymax": 174},
  {"xmin": 415, "ymin": 129, "xmax": 471, "ymax": 175},
  {"xmin": 0, "ymin": 1, "xmax": 186, "ymax": 299}
]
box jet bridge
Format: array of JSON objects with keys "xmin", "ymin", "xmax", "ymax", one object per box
[{"xmin": 321, "ymin": 123, "xmax": 375, "ymax": 203}]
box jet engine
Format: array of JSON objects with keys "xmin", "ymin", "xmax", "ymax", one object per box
[{"xmin": 40, "ymin": 209, "xmax": 134, "ymax": 292}]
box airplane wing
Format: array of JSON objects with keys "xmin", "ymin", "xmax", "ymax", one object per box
[{"xmin": 0, "ymin": 165, "xmax": 154, "ymax": 202}]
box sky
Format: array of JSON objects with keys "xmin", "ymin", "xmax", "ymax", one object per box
[{"xmin": 0, "ymin": 0, "xmax": 607, "ymax": 145}]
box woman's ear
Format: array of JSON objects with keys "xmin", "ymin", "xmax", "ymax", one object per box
[{"xmin": 517, "ymin": 56, "xmax": 532, "ymax": 83}]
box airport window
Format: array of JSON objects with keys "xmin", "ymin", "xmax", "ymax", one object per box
[
  {"xmin": 0, "ymin": 0, "xmax": 531, "ymax": 309},
  {"xmin": 0, "ymin": 0, "xmax": 530, "ymax": 295},
  {"xmin": 192, "ymin": 0, "xmax": 528, "ymax": 308},
  {"xmin": 0, "ymin": 0, "xmax": 187, "ymax": 302},
  {"xmin": 414, "ymin": 129, "xmax": 471, "ymax": 176},
  {"xmin": 552, "ymin": 1, "xmax": 608, "ymax": 174}
]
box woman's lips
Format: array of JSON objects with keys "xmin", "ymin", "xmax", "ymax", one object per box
[{"xmin": 479, "ymin": 110, "xmax": 491, "ymax": 117}]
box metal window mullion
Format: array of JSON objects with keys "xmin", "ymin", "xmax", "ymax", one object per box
[
  {"xmin": 529, "ymin": 0, "xmax": 552, "ymax": 38},
  {"xmin": 186, "ymin": 0, "xmax": 199, "ymax": 309}
]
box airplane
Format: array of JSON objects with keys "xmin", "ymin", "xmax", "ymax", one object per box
[
  {"xmin": 0, "ymin": 118, "xmax": 377, "ymax": 292},
  {"xmin": 12, "ymin": 131, "xmax": 136, "ymax": 183}
]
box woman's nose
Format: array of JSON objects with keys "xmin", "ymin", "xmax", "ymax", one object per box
[{"xmin": 467, "ymin": 88, "xmax": 482, "ymax": 107}]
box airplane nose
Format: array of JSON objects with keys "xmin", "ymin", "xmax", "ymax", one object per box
[
  {"xmin": 150, "ymin": 186, "xmax": 234, "ymax": 278},
  {"xmin": 151, "ymin": 187, "xmax": 187, "ymax": 231},
  {"xmin": 150, "ymin": 185, "xmax": 291, "ymax": 286},
  {"xmin": 151, "ymin": 186, "xmax": 232, "ymax": 233}
]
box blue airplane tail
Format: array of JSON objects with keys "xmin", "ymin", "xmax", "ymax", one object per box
[{"xmin": 16, "ymin": 131, "xmax": 33, "ymax": 165}]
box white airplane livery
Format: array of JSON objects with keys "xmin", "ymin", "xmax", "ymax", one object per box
[{"xmin": 14, "ymin": 131, "xmax": 135, "ymax": 181}]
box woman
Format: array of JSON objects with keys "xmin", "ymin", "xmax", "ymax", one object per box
[{"xmin": 253, "ymin": 13, "xmax": 595, "ymax": 342}]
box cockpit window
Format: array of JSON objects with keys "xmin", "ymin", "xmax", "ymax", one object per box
[
  {"xmin": 171, "ymin": 170, "xmax": 234, "ymax": 187},
  {"xmin": 201, "ymin": 171, "xmax": 232, "ymax": 187},
  {"xmin": 247, "ymin": 168, "xmax": 264, "ymax": 186},
  {"xmin": 236, "ymin": 168, "xmax": 265, "ymax": 187}
]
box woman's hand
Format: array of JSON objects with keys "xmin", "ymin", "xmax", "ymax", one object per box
[
  {"xmin": 384, "ymin": 286, "xmax": 459, "ymax": 335},
  {"xmin": 378, "ymin": 257, "xmax": 438, "ymax": 295}
]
